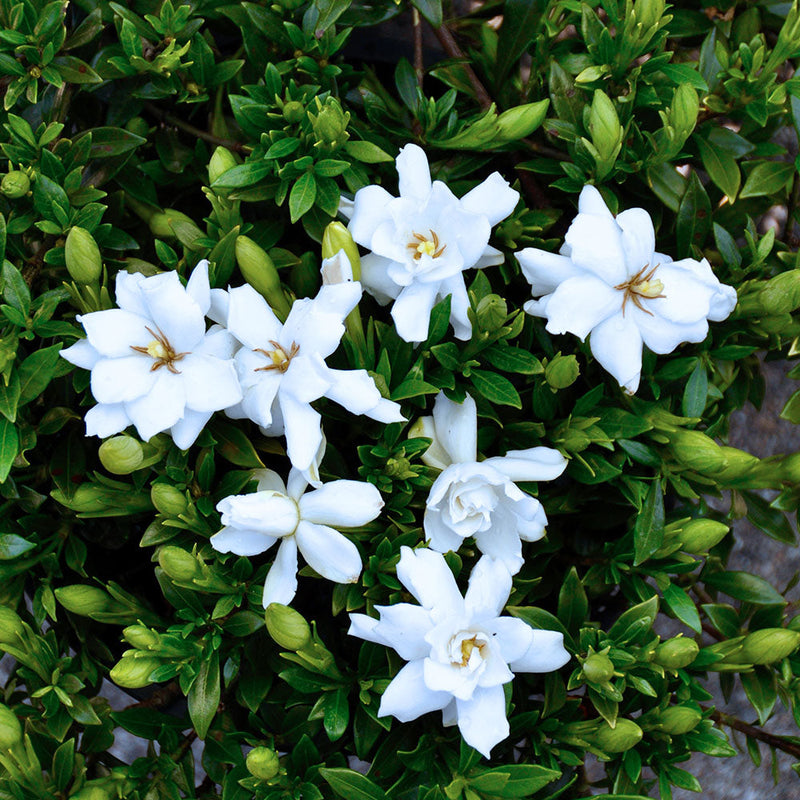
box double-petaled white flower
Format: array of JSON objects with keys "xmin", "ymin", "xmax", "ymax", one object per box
[
  {"xmin": 60, "ymin": 261, "xmax": 241, "ymax": 449},
  {"xmin": 413, "ymin": 392, "xmax": 567, "ymax": 574},
  {"xmin": 214, "ymin": 281, "xmax": 403, "ymax": 474},
  {"xmin": 517, "ymin": 186, "xmax": 737, "ymax": 393},
  {"xmin": 349, "ymin": 547, "xmax": 570, "ymax": 757},
  {"xmin": 343, "ymin": 144, "xmax": 519, "ymax": 343},
  {"xmin": 211, "ymin": 468, "xmax": 384, "ymax": 607}
]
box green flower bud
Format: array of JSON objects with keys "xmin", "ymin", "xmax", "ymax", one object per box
[
  {"xmin": 69, "ymin": 786, "xmax": 113, "ymax": 800},
  {"xmin": 110, "ymin": 655, "xmax": 160, "ymax": 689},
  {"xmin": 158, "ymin": 546, "xmax": 202, "ymax": 582},
  {"xmin": 123, "ymin": 624, "xmax": 161, "ymax": 650},
  {"xmin": 265, "ymin": 603, "xmax": 311, "ymax": 651},
  {"xmin": 545, "ymin": 354, "xmax": 580, "ymax": 389},
  {"xmin": 495, "ymin": 100, "xmax": 549, "ymax": 143},
  {"xmin": 582, "ymin": 653, "xmax": 615, "ymax": 683},
  {"xmin": 476, "ymin": 294, "xmax": 508, "ymax": 332},
  {"xmin": 149, "ymin": 209, "xmax": 204, "ymax": 249},
  {"xmin": 590, "ymin": 718, "xmax": 643, "ymax": 753},
  {"xmin": 125, "ymin": 116, "xmax": 150, "ymax": 139},
  {"xmin": 0, "ymin": 704, "xmax": 22, "ymax": 748},
  {"xmin": 65, "ymin": 227, "xmax": 103, "ymax": 285},
  {"xmin": 668, "ymin": 430, "xmax": 728, "ymax": 472},
  {"xmin": 0, "ymin": 605, "xmax": 25, "ymax": 644},
  {"xmin": 322, "ymin": 222, "xmax": 361, "ymax": 281},
  {"xmin": 757, "ymin": 270, "xmax": 800, "ymax": 315},
  {"xmin": 656, "ymin": 706, "xmax": 703, "ymax": 735},
  {"xmin": 739, "ymin": 628, "xmax": 800, "ymax": 665},
  {"xmin": 282, "ymin": 101, "xmax": 305, "ymax": 124},
  {"xmin": 246, "ymin": 746, "xmax": 280, "ymax": 780},
  {"xmin": 208, "ymin": 146, "xmax": 238, "ymax": 185},
  {"xmin": 309, "ymin": 97, "xmax": 350, "ymax": 148},
  {"xmin": 235, "ymin": 235, "xmax": 291, "ymax": 319},
  {"xmin": 150, "ymin": 484, "xmax": 189, "ymax": 516},
  {"xmin": 678, "ymin": 519, "xmax": 729, "ymax": 553},
  {"xmin": 99, "ymin": 436, "xmax": 144, "ymax": 475},
  {"xmin": 55, "ymin": 585, "xmax": 115, "ymax": 616},
  {"xmin": 653, "ymin": 636, "xmax": 699, "ymax": 669},
  {"xmin": 1, "ymin": 170, "xmax": 30, "ymax": 199}
]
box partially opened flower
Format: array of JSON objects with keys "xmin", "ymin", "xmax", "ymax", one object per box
[
  {"xmin": 60, "ymin": 261, "xmax": 241, "ymax": 449},
  {"xmin": 517, "ymin": 186, "xmax": 737, "ymax": 393},
  {"xmin": 348, "ymin": 547, "xmax": 570, "ymax": 757},
  {"xmin": 413, "ymin": 392, "xmax": 567, "ymax": 574},
  {"xmin": 211, "ymin": 468, "xmax": 384, "ymax": 607},
  {"xmin": 217, "ymin": 282, "xmax": 404, "ymax": 473},
  {"xmin": 343, "ymin": 144, "xmax": 519, "ymax": 343}
]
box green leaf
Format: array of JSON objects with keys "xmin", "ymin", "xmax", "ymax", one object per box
[
  {"xmin": 18, "ymin": 344, "xmax": 62, "ymax": 406},
  {"xmin": 607, "ymin": 596, "xmax": 659, "ymax": 643},
  {"xmin": 302, "ymin": 0, "xmax": 351, "ymax": 35},
  {"xmin": 740, "ymin": 161, "xmax": 795, "ymax": 199},
  {"xmin": 2, "ymin": 261, "xmax": 30, "ymax": 315},
  {"xmin": 507, "ymin": 606, "xmax": 575, "ymax": 651},
  {"xmin": 744, "ymin": 490, "xmax": 795, "ymax": 544},
  {"xmin": 496, "ymin": 0, "xmax": 546, "ymax": 80},
  {"xmin": 475, "ymin": 765, "xmax": 561, "ymax": 798},
  {"xmin": 319, "ymin": 768, "xmax": 387, "ymax": 800},
  {"xmin": 557, "ymin": 567, "xmax": 588, "ymax": 635},
  {"xmin": 342, "ymin": 140, "xmax": 394, "ymax": 164},
  {"xmin": 633, "ymin": 480, "xmax": 665, "ymax": 566},
  {"xmin": 697, "ymin": 136, "xmax": 740, "ymax": 201},
  {"xmin": 676, "ymin": 171, "xmax": 711, "ymax": 257},
  {"xmin": 52, "ymin": 56, "xmax": 102, "ymax": 84},
  {"xmin": 0, "ymin": 370, "xmax": 20, "ymax": 422},
  {"xmin": 0, "ymin": 417, "xmax": 19, "ymax": 482},
  {"xmin": 470, "ymin": 370, "xmax": 521, "ymax": 408},
  {"xmin": 213, "ymin": 161, "xmax": 273, "ymax": 189},
  {"xmin": 682, "ymin": 360, "xmax": 708, "ymax": 418},
  {"xmin": 0, "ymin": 533, "xmax": 35, "ymax": 560},
  {"xmin": 289, "ymin": 172, "xmax": 317, "ymax": 223},
  {"xmin": 483, "ymin": 344, "xmax": 543, "ymax": 375},
  {"xmin": 210, "ymin": 420, "xmax": 265, "ymax": 468},
  {"xmin": 188, "ymin": 650, "xmax": 220, "ymax": 739},
  {"xmin": 705, "ymin": 571, "xmax": 787, "ymax": 605},
  {"xmin": 410, "ymin": 0, "xmax": 442, "ymax": 28},
  {"xmin": 390, "ymin": 379, "xmax": 440, "ymax": 401},
  {"xmin": 663, "ymin": 583, "xmax": 702, "ymax": 633}
]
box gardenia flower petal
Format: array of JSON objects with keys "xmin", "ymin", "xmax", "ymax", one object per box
[
  {"xmin": 60, "ymin": 338, "xmax": 100, "ymax": 370},
  {"xmin": 126, "ymin": 373, "xmax": 186, "ymax": 441},
  {"xmin": 510, "ymin": 628, "xmax": 571, "ymax": 673},
  {"xmin": 299, "ymin": 480, "xmax": 384, "ymax": 527},
  {"xmin": 395, "ymin": 546, "xmax": 464, "ymax": 620},
  {"xmin": 428, "ymin": 391, "xmax": 477, "ymax": 465},
  {"xmin": 455, "ymin": 685, "xmax": 509, "ymax": 758},
  {"xmin": 294, "ymin": 520, "xmax": 362, "ymax": 584},
  {"xmin": 378, "ymin": 660, "xmax": 451, "ymax": 722},
  {"xmin": 464, "ymin": 555, "xmax": 513, "ymax": 621},
  {"xmin": 369, "ymin": 603, "xmax": 434, "ymax": 661},
  {"xmin": 460, "ymin": 172, "xmax": 520, "ymax": 226},
  {"xmin": 262, "ymin": 537, "xmax": 298, "ymax": 607},
  {"xmin": 519, "ymin": 185, "xmax": 736, "ymax": 393},
  {"xmin": 140, "ymin": 271, "xmax": 206, "ymax": 353},
  {"xmin": 84, "ymin": 403, "xmax": 130, "ymax": 438},
  {"xmin": 209, "ymin": 526, "xmax": 277, "ymax": 557},
  {"xmin": 391, "ymin": 282, "xmax": 440, "ymax": 343},
  {"xmin": 217, "ymin": 491, "xmax": 300, "ymax": 537},
  {"xmin": 170, "ymin": 410, "xmax": 213, "ymax": 451},
  {"xmin": 483, "ymin": 447, "xmax": 567, "ymax": 483}
]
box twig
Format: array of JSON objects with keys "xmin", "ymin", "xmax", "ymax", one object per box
[
  {"xmin": 431, "ymin": 24, "xmax": 492, "ymax": 111},
  {"xmin": 143, "ymin": 102, "xmax": 252, "ymax": 155},
  {"xmin": 710, "ymin": 708, "xmax": 800, "ymax": 761},
  {"xmin": 412, "ymin": 8, "xmax": 424, "ymax": 88},
  {"xmin": 124, "ymin": 680, "xmax": 182, "ymax": 710},
  {"xmin": 22, "ymin": 234, "xmax": 57, "ymax": 288}
]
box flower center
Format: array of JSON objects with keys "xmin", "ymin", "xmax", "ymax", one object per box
[
  {"xmin": 449, "ymin": 632, "xmax": 489, "ymax": 668},
  {"xmin": 614, "ymin": 263, "xmax": 665, "ymax": 316},
  {"xmin": 130, "ymin": 326, "xmax": 188, "ymax": 374},
  {"xmin": 254, "ymin": 341, "xmax": 299, "ymax": 373},
  {"xmin": 407, "ymin": 229, "xmax": 446, "ymax": 261}
]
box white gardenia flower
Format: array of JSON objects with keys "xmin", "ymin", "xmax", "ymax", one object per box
[
  {"xmin": 211, "ymin": 468, "xmax": 384, "ymax": 607},
  {"xmin": 343, "ymin": 143, "xmax": 519, "ymax": 343},
  {"xmin": 414, "ymin": 392, "xmax": 567, "ymax": 574},
  {"xmin": 216, "ymin": 281, "xmax": 404, "ymax": 473},
  {"xmin": 517, "ymin": 185, "xmax": 737, "ymax": 393},
  {"xmin": 60, "ymin": 261, "xmax": 242, "ymax": 449},
  {"xmin": 348, "ymin": 547, "xmax": 570, "ymax": 757}
]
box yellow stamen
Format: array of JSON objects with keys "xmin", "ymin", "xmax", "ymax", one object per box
[
  {"xmin": 254, "ymin": 341, "xmax": 299, "ymax": 373},
  {"xmin": 407, "ymin": 229, "xmax": 447, "ymax": 261},
  {"xmin": 130, "ymin": 326, "xmax": 188, "ymax": 374},
  {"xmin": 614, "ymin": 263, "xmax": 666, "ymax": 316}
]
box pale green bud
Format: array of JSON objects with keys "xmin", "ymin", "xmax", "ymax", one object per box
[
  {"xmin": 322, "ymin": 222, "xmax": 361, "ymax": 281},
  {"xmin": 65, "ymin": 227, "xmax": 103, "ymax": 285},
  {"xmin": 668, "ymin": 430, "xmax": 728, "ymax": 472},
  {"xmin": 99, "ymin": 436, "xmax": 144, "ymax": 475},
  {"xmin": 265, "ymin": 603, "xmax": 311, "ymax": 651},
  {"xmin": 282, "ymin": 101, "xmax": 305, "ymax": 124},
  {"xmin": 678, "ymin": 519, "xmax": 728, "ymax": 553},
  {"xmin": 55, "ymin": 585, "xmax": 116, "ymax": 616},
  {"xmin": 656, "ymin": 706, "xmax": 703, "ymax": 735},
  {"xmin": 0, "ymin": 605, "xmax": 25, "ymax": 644},
  {"xmin": 110, "ymin": 655, "xmax": 160, "ymax": 689},
  {"xmin": 208, "ymin": 146, "xmax": 238, "ymax": 185},
  {"xmin": 476, "ymin": 294, "xmax": 508, "ymax": 332},
  {"xmin": 739, "ymin": 628, "xmax": 800, "ymax": 665},
  {"xmin": 235, "ymin": 236, "xmax": 291, "ymax": 319},
  {"xmin": 589, "ymin": 90, "xmax": 622, "ymax": 161},
  {"xmin": 309, "ymin": 97, "xmax": 350, "ymax": 147},
  {"xmin": 757, "ymin": 270, "xmax": 800, "ymax": 315},
  {"xmin": 582, "ymin": 653, "xmax": 615, "ymax": 683},
  {"xmin": 0, "ymin": 704, "xmax": 22, "ymax": 748},
  {"xmin": 158, "ymin": 546, "xmax": 202, "ymax": 582},
  {"xmin": 545, "ymin": 354, "xmax": 580, "ymax": 389},
  {"xmin": 495, "ymin": 100, "xmax": 549, "ymax": 142},
  {"xmin": 125, "ymin": 116, "xmax": 149, "ymax": 138},
  {"xmin": 69, "ymin": 786, "xmax": 113, "ymax": 800},
  {"xmin": 1, "ymin": 171, "xmax": 30, "ymax": 199},
  {"xmin": 246, "ymin": 746, "xmax": 280, "ymax": 780},
  {"xmin": 591, "ymin": 718, "xmax": 643, "ymax": 753},
  {"xmin": 150, "ymin": 484, "xmax": 189, "ymax": 516},
  {"xmin": 123, "ymin": 624, "xmax": 161, "ymax": 650},
  {"xmin": 149, "ymin": 209, "xmax": 204, "ymax": 249},
  {"xmin": 653, "ymin": 636, "xmax": 699, "ymax": 669}
]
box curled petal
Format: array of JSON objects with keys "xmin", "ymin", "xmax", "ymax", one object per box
[
  {"xmin": 84, "ymin": 402, "xmax": 130, "ymax": 438},
  {"xmin": 391, "ymin": 282, "xmax": 440, "ymax": 343},
  {"xmin": 396, "ymin": 546, "xmax": 463, "ymax": 620},
  {"xmin": 210, "ymin": 526, "xmax": 277, "ymax": 557},
  {"xmin": 349, "ymin": 185, "xmax": 394, "ymax": 247},
  {"xmin": 262, "ymin": 536, "xmax": 298, "ymax": 607},
  {"xmin": 294, "ymin": 520, "xmax": 362, "ymax": 585},
  {"xmin": 464, "ymin": 556, "xmax": 512, "ymax": 622},
  {"xmin": 379, "ymin": 659, "xmax": 451, "ymax": 722},
  {"xmin": 396, "ymin": 144, "xmax": 432, "ymax": 201},
  {"xmin": 510, "ymin": 628, "xmax": 571, "ymax": 673},
  {"xmin": 455, "ymin": 685, "xmax": 509, "ymax": 758},
  {"xmin": 432, "ymin": 391, "xmax": 477, "ymax": 465},
  {"xmin": 299, "ymin": 480, "xmax": 384, "ymax": 527},
  {"xmin": 588, "ymin": 312, "xmax": 643, "ymax": 394},
  {"xmin": 460, "ymin": 172, "xmax": 519, "ymax": 226},
  {"xmin": 171, "ymin": 409, "xmax": 212, "ymax": 450},
  {"xmin": 483, "ymin": 446, "xmax": 567, "ymax": 483}
]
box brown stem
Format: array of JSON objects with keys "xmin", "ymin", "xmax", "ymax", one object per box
[
  {"xmin": 22, "ymin": 234, "xmax": 57, "ymax": 288},
  {"xmin": 124, "ymin": 680, "xmax": 181, "ymax": 710},
  {"xmin": 143, "ymin": 102, "xmax": 252, "ymax": 155},
  {"xmin": 412, "ymin": 8, "xmax": 424, "ymax": 88},
  {"xmin": 710, "ymin": 709, "xmax": 800, "ymax": 760},
  {"xmin": 431, "ymin": 24, "xmax": 492, "ymax": 111}
]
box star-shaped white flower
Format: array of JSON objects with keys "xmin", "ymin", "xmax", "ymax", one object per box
[
  {"xmin": 210, "ymin": 468, "xmax": 384, "ymax": 607},
  {"xmin": 517, "ymin": 186, "xmax": 737, "ymax": 393},
  {"xmin": 343, "ymin": 144, "xmax": 519, "ymax": 343},
  {"xmin": 60, "ymin": 261, "xmax": 242, "ymax": 449},
  {"xmin": 216, "ymin": 281, "xmax": 404, "ymax": 473},
  {"xmin": 348, "ymin": 547, "xmax": 570, "ymax": 757},
  {"xmin": 414, "ymin": 392, "xmax": 567, "ymax": 574}
]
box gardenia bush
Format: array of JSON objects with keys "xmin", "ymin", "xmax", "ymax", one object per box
[{"xmin": 3, "ymin": 0, "xmax": 800, "ymax": 798}]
